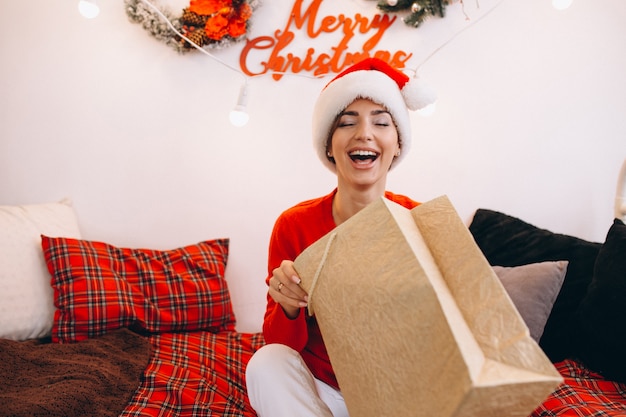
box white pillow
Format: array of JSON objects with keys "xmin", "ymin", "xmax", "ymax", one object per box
[{"xmin": 0, "ymin": 199, "xmax": 81, "ymax": 340}]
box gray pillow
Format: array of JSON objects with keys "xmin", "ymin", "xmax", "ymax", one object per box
[{"xmin": 493, "ymin": 261, "xmax": 568, "ymax": 342}]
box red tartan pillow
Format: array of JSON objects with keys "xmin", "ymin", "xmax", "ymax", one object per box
[{"xmin": 41, "ymin": 236, "xmax": 236, "ymax": 343}]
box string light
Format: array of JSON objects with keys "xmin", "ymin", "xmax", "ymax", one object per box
[
  {"xmin": 229, "ymin": 83, "xmax": 250, "ymax": 127},
  {"xmin": 78, "ymin": 0, "xmax": 100, "ymax": 19},
  {"xmin": 139, "ymin": 0, "xmax": 564, "ymax": 122},
  {"xmin": 138, "ymin": 0, "xmax": 510, "ymax": 121}
]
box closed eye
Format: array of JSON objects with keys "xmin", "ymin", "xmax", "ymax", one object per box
[
  {"xmin": 337, "ymin": 114, "xmax": 357, "ymax": 128},
  {"xmin": 336, "ymin": 109, "xmax": 392, "ymax": 128}
]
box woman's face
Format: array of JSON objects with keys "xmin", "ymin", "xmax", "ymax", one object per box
[{"xmin": 328, "ymin": 98, "xmax": 400, "ymax": 190}]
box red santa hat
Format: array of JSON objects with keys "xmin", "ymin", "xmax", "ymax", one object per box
[{"xmin": 312, "ymin": 57, "xmax": 436, "ymax": 172}]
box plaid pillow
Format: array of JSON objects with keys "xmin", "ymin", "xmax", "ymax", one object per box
[{"xmin": 42, "ymin": 236, "xmax": 236, "ymax": 343}]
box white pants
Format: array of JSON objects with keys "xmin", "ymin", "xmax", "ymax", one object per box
[{"xmin": 246, "ymin": 344, "xmax": 349, "ymax": 417}]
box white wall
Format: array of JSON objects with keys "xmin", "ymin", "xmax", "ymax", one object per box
[{"xmin": 1, "ymin": 0, "xmax": 625, "ymax": 333}]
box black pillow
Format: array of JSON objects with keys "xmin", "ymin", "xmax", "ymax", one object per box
[
  {"xmin": 468, "ymin": 209, "xmax": 601, "ymax": 363},
  {"xmin": 575, "ymin": 218, "xmax": 626, "ymax": 381}
]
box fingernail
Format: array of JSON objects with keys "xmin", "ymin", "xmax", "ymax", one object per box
[
  {"xmin": 299, "ymin": 302, "xmax": 308, "ymax": 307},
  {"xmin": 292, "ymin": 275, "xmax": 301, "ymax": 284},
  {"xmin": 304, "ymin": 295, "xmax": 309, "ymax": 302}
]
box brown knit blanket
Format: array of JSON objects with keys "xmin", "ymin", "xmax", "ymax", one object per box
[{"xmin": 0, "ymin": 328, "xmax": 151, "ymax": 417}]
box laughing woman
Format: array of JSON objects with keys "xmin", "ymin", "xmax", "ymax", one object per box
[{"xmin": 245, "ymin": 58, "xmax": 426, "ymax": 417}]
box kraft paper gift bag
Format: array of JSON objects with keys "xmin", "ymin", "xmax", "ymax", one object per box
[{"xmin": 293, "ymin": 195, "xmax": 562, "ymax": 417}]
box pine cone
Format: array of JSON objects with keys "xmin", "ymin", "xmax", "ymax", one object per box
[
  {"xmin": 183, "ymin": 26, "xmax": 207, "ymax": 48},
  {"xmin": 181, "ymin": 8, "xmax": 208, "ymax": 27}
]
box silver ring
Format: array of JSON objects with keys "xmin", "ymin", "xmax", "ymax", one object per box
[{"xmin": 277, "ymin": 282, "xmax": 284, "ymax": 292}]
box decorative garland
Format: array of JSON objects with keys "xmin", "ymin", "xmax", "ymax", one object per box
[{"xmin": 124, "ymin": 0, "xmax": 259, "ymax": 53}]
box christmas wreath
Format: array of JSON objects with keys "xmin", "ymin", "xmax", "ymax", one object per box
[{"xmin": 125, "ymin": 0, "xmax": 259, "ymax": 52}]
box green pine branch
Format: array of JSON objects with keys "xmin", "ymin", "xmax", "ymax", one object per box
[{"xmin": 377, "ymin": 0, "xmax": 450, "ymax": 28}]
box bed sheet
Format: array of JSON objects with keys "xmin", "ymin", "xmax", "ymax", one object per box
[
  {"xmin": 122, "ymin": 330, "xmax": 265, "ymax": 417},
  {"xmin": 531, "ymin": 359, "xmax": 626, "ymax": 417}
]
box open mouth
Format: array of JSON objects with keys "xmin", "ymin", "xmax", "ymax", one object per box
[{"xmin": 349, "ymin": 150, "xmax": 379, "ymax": 164}]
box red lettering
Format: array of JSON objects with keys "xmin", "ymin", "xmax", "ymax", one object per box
[
  {"xmin": 363, "ymin": 14, "xmax": 396, "ymax": 51},
  {"xmin": 319, "ymin": 15, "xmax": 339, "ymax": 33},
  {"xmin": 240, "ymin": 1, "xmax": 411, "ymax": 81},
  {"xmin": 240, "ymin": 36, "xmax": 274, "ymax": 76}
]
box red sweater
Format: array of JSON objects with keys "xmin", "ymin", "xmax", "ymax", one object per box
[{"xmin": 262, "ymin": 189, "xmax": 419, "ymax": 389}]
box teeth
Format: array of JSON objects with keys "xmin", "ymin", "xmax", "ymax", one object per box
[
  {"xmin": 349, "ymin": 150, "xmax": 377, "ymax": 156},
  {"xmin": 349, "ymin": 149, "xmax": 379, "ymax": 163}
]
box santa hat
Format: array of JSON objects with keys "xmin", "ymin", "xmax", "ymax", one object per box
[{"xmin": 312, "ymin": 57, "xmax": 436, "ymax": 172}]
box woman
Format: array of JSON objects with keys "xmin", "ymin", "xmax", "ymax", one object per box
[{"xmin": 245, "ymin": 58, "xmax": 427, "ymax": 417}]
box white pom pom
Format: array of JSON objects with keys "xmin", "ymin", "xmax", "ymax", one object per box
[{"xmin": 402, "ymin": 76, "xmax": 437, "ymax": 111}]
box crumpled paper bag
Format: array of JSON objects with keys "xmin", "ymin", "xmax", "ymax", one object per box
[{"xmin": 293, "ymin": 195, "xmax": 562, "ymax": 417}]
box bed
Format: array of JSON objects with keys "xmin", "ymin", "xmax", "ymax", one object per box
[
  {"xmin": 0, "ymin": 201, "xmax": 264, "ymax": 416},
  {"xmin": 1, "ymin": 200, "xmax": 625, "ymax": 416}
]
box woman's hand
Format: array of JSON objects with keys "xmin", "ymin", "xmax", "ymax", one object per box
[{"xmin": 269, "ymin": 260, "xmax": 309, "ymax": 319}]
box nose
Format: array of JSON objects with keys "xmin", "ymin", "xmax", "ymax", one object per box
[{"xmin": 355, "ymin": 120, "xmax": 373, "ymax": 141}]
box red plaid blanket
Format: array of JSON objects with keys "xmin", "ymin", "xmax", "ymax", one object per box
[
  {"xmin": 121, "ymin": 330, "xmax": 265, "ymax": 417},
  {"xmin": 531, "ymin": 359, "xmax": 626, "ymax": 416}
]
